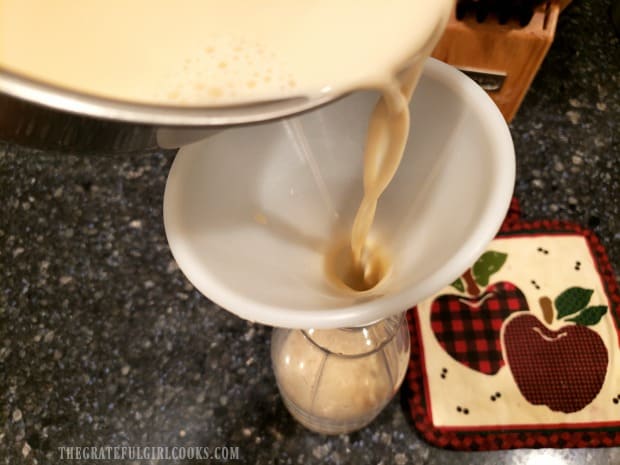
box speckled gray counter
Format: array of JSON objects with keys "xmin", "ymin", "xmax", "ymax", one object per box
[{"xmin": 1, "ymin": 1, "xmax": 619, "ymax": 464}]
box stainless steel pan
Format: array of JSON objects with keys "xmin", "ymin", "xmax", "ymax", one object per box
[{"xmin": 0, "ymin": 68, "xmax": 339, "ymax": 153}]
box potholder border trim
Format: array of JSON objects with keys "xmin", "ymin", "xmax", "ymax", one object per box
[{"xmin": 404, "ymin": 220, "xmax": 620, "ymax": 450}]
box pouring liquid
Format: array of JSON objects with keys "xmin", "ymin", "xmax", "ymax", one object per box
[
  {"xmin": 327, "ymin": 52, "xmax": 440, "ymax": 293},
  {"xmin": 2, "ymin": 0, "xmax": 453, "ymax": 293}
]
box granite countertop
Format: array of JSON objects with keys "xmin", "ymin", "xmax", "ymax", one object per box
[{"xmin": 1, "ymin": 1, "xmax": 619, "ymax": 464}]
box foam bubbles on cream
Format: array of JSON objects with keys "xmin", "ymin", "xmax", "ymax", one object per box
[{"xmin": 154, "ymin": 36, "xmax": 295, "ymax": 105}]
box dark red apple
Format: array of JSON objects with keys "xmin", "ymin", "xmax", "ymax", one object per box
[
  {"xmin": 431, "ymin": 281, "xmax": 527, "ymax": 375},
  {"xmin": 503, "ymin": 313, "xmax": 608, "ymax": 413}
]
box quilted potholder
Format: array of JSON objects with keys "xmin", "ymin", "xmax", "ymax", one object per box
[{"xmin": 404, "ymin": 200, "xmax": 620, "ymax": 450}]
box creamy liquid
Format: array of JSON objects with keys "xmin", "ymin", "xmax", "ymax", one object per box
[
  {"xmin": 0, "ymin": 0, "xmax": 451, "ymax": 106},
  {"xmin": 1, "ymin": 0, "xmax": 452, "ymax": 291},
  {"xmin": 342, "ymin": 61, "xmax": 430, "ymax": 291},
  {"xmin": 326, "ymin": 38, "xmax": 447, "ymax": 292}
]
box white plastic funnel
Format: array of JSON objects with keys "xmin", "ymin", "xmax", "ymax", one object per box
[{"xmin": 163, "ymin": 58, "xmax": 515, "ymax": 329}]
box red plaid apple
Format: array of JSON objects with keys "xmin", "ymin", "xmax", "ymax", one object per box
[
  {"xmin": 430, "ymin": 251, "xmax": 528, "ymax": 375},
  {"xmin": 503, "ymin": 287, "xmax": 608, "ymax": 413}
]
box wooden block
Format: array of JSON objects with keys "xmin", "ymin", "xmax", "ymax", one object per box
[
  {"xmin": 556, "ymin": 0, "xmax": 572, "ymax": 12},
  {"xmin": 432, "ymin": 2, "xmax": 562, "ymax": 122}
]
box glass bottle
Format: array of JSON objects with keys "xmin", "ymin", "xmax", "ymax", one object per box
[{"xmin": 271, "ymin": 312, "xmax": 410, "ymax": 434}]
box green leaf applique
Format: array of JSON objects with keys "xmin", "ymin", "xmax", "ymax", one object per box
[
  {"xmin": 451, "ymin": 278, "xmax": 465, "ymax": 292},
  {"xmin": 555, "ymin": 287, "xmax": 593, "ymax": 319},
  {"xmin": 567, "ymin": 306, "xmax": 608, "ymax": 326},
  {"xmin": 472, "ymin": 251, "xmax": 507, "ymax": 286}
]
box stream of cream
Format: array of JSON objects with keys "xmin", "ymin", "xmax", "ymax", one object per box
[{"xmin": 1, "ymin": 0, "xmax": 453, "ymax": 291}]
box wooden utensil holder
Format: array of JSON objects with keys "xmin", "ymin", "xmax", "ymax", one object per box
[{"xmin": 432, "ymin": 1, "xmax": 568, "ymax": 122}]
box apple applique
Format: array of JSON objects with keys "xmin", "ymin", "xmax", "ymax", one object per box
[
  {"xmin": 503, "ymin": 287, "xmax": 609, "ymax": 413},
  {"xmin": 431, "ymin": 251, "xmax": 528, "ymax": 375}
]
